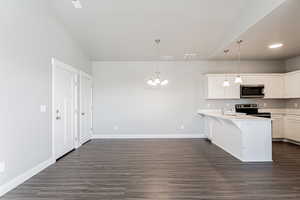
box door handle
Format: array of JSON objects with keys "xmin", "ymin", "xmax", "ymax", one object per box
[
  {"xmin": 56, "ymin": 109, "xmax": 61, "ymax": 120},
  {"xmin": 81, "ymin": 112, "xmax": 85, "ymax": 116}
]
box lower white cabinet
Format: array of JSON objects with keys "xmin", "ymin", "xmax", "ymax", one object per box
[
  {"xmin": 271, "ymin": 114, "xmax": 285, "ymax": 139},
  {"xmin": 284, "ymin": 115, "xmax": 300, "ymax": 142},
  {"xmin": 272, "ymin": 113, "xmax": 300, "ymax": 142}
]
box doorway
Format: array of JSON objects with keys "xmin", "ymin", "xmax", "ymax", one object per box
[
  {"xmin": 52, "ymin": 58, "xmax": 78, "ymax": 160},
  {"xmin": 79, "ymin": 71, "xmax": 93, "ymax": 145}
]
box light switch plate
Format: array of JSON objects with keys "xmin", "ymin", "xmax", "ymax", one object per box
[
  {"xmin": 40, "ymin": 105, "xmax": 47, "ymax": 113},
  {"xmin": 0, "ymin": 162, "xmax": 5, "ymax": 173}
]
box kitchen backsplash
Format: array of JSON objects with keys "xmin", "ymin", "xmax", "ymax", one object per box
[
  {"xmin": 200, "ymin": 99, "xmax": 300, "ymax": 110},
  {"xmin": 285, "ymin": 99, "xmax": 300, "ymax": 109},
  {"xmin": 200, "ymin": 99, "xmax": 287, "ymax": 110}
]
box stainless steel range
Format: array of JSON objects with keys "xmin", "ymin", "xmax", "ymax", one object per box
[{"xmin": 235, "ymin": 104, "xmax": 271, "ymax": 118}]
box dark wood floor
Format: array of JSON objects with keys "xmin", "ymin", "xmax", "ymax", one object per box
[{"xmin": 3, "ymin": 139, "xmax": 300, "ymax": 200}]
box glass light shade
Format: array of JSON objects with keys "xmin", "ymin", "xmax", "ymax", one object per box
[
  {"xmin": 147, "ymin": 79, "xmax": 156, "ymax": 86},
  {"xmin": 223, "ymin": 80, "xmax": 230, "ymax": 87},
  {"xmin": 160, "ymin": 80, "xmax": 169, "ymax": 86},
  {"xmin": 154, "ymin": 78, "xmax": 161, "ymax": 84},
  {"xmin": 235, "ymin": 76, "xmax": 243, "ymax": 84}
]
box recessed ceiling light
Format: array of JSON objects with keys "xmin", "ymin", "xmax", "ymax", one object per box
[
  {"xmin": 72, "ymin": 0, "xmax": 82, "ymax": 9},
  {"xmin": 269, "ymin": 43, "xmax": 283, "ymax": 49}
]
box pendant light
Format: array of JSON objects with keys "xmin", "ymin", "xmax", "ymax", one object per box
[
  {"xmin": 147, "ymin": 39, "xmax": 169, "ymax": 87},
  {"xmin": 222, "ymin": 49, "xmax": 230, "ymax": 87},
  {"xmin": 235, "ymin": 40, "xmax": 243, "ymax": 84}
]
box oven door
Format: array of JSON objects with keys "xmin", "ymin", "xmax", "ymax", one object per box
[{"xmin": 240, "ymin": 85, "xmax": 265, "ymax": 98}]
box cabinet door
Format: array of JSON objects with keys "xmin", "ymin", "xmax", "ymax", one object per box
[
  {"xmin": 284, "ymin": 72, "xmax": 300, "ymax": 98},
  {"xmin": 264, "ymin": 76, "xmax": 284, "ymax": 99},
  {"xmin": 284, "ymin": 115, "xmax": 300, "ymax": 142},
  {"xmin": 207, "ymin": 76, "xmax": 240, "ymax": 99},
  {"xmin": 271, "ymin": 115, "xmax": 284, "ymax": 138},
  {"xmin": 207, "ymin": 76, "xmax": 225, "ymax": 99},
  {"xmin": 242, "ymin": 76, "xmax": 265, "ymax": 85},
  {"xmin": 224, "ymin": 76, "xmax": 240, "ymax": 99}
]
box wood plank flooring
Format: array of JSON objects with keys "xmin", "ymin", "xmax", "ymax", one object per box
[{"xmin": 2, "ymin": 139, "xmax": 300, "ymax": 200}]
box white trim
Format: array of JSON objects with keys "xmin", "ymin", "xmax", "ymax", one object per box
[
  {"xmin": 92, "ymin": 133, "xmax": 206, "ymax": 139},
  {"xmin": 0, "ymin": 158, "xmax": 55, "ymax": 197},
  {"xmin": 51, "ymin": 58, "xmax": 79, "ymax": 160},
  {"xmin": 80, "ymin": 70, "xmax": 92, "ymax": 80},
  {"xmin": 79, "ymin": 71, "xmax": 93, "ymax": 145}
]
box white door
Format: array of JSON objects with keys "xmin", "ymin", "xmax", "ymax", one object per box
[
  {"xmin": 52, "ymin": 59, "xmax": 77, "ymax": 159},
  {"xmin": 80, "ymin": 72, "xmax": 93, "ymax": 145}
]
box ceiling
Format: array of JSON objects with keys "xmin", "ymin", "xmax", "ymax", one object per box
[
  {"xmin": 51, "ymin": 0, "xmax": 299, "ymax": 61},
  {"xmin": 213, "ymin": 0, "xmax": 300, "ymax": 60}
]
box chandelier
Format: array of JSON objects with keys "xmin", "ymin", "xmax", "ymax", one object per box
[{"xmin": 147, "ymin": 39, "xmax": 169, "ymax": 87}]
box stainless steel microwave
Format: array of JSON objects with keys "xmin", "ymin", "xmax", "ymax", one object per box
[{"xmin": 240, "ymin": 85, "xmax": 265, "ymax": 98}]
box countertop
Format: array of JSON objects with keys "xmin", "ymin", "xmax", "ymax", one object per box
[{"xmin": 198, "ymin": 110, "xmax": 271, "ymax": 121}]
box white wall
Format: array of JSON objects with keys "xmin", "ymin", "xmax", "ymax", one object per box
[
  {"xmin": 286, "ymin": 56, "xmax": 300, "ymax": 72},
  {"xmin": 92, "ymin": 60, "xmax": 285, "ymax": 138},
  {"xmin": 0, "ymin": 0, "xmax": 91, "ymax": 187}
]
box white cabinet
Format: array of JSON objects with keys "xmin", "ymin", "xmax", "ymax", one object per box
[
  {"xmin": 242, "ymin": 75, "xmax": 284, "ymax": 99},
  {"xmin": 242, "ymin": 75, "xmax": 265, "ymax": 85},
  {"xmin": 284, "ymin": 71, "xmax": 300, "ymax": 98},
  {"xmin": 224, "ymin": 76, "xmax": 240, "ymax": 99},
  {"xmin": 206, "ymin": 75, "xmax": 239, "ymax": 99},
  {"xmin": 284, "ymin": 115, "xmax": 300, "ymax": 142},
  {"xmin": 206, "ymin": 71, "xmax": 300, "ymax": 99},
  {"xmin": 263, "ymin": 75, "xmax": 284, "ymax": 99},
  {"xmin": 207, "ymin": 76, "xmax": 225, "ymax": 99},
  {"xmin": 271, "ymin": 114, "xmax": 285, "ymax": 139}
]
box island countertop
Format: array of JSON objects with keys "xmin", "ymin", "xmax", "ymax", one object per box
[
  {"xmin": 198, "ymin": 110, "xmax": 271, "ymax": 121},
  {"xmin": 198, "ymin": 109, "xmax": 272, "ymax": 162}
]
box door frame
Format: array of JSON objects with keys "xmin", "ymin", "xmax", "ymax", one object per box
[
  {"xmin": 51, "ymin": 58, "xmax": 79, "ymax": 160},
  {"xmin": 79, "ymin": 71, "xmax": 93, "ymax": 145}
]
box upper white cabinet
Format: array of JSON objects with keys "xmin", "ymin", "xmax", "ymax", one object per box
[
  {"xmin": 207, "ymin": 75, "xmax": 225, "ymax": 99},
  {"xmin": 262, "ymin": 75, "xmax": 284, "ymax": 99},
  {"xmin": 206, "ymin": 73, "xmax": 293, "ymax": 99},
  {"xmin": 206, "ymin": 75, "xmax": 239, "ymax": 99},
  {"xmin": 284, "ymin": 71, "xmax": 300, "ymax": 98}
]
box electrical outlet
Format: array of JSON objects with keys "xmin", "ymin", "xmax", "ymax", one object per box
[
  {"xmin": 294, "ymin": 103, "xmax": 298, "ymax": 108},
  {"xmin": 0, "ymin": 162, "xmax": 5, "ymax": 173},
  {"xmin": 180, "ymin": 125, "xmax": 185, "ymax": 130},
  {"xmin": 207, "ymin": 104, "xmax": 210, "ymax": 108}
]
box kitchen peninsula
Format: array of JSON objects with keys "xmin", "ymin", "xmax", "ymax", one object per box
[{"xmin": 198, "ymin": 110, "xmax": 272, "ymax": 162}]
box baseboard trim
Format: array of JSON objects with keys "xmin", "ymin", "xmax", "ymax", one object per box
[
  {"xmin": 273, "ymin": 138, "xmax": 300, "ymax": 146},
  {"xmin": 0, "ymin": 157, "xmax": 55, "ymax": 197},
  {"xmin": 92, "ymin": 133, "xmax": 206, "ymax": 139}
]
